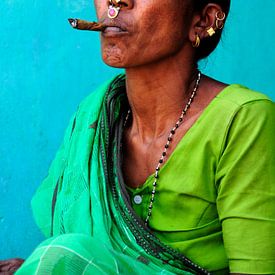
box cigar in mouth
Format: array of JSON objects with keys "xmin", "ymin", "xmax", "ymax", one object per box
[{"xmin": 68, "ymin": 18, "xmax": 106, "ymax": 32}]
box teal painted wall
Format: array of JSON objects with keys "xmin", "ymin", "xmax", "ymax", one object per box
[{"xmin": 0, "ymin": 0, "xmax": 274, "ymax": 259}]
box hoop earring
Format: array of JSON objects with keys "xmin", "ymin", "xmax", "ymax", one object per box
[
  {"xmin": 207, "ymin": 27, "xmax": 216, "ymax": 37},
  {"xmin": 215, "ymin": 11, "xmax": 226, "ymax": 30},
  {"xmin": 192, "ymin": 34, "xmax": 200, "ymax": 48}
]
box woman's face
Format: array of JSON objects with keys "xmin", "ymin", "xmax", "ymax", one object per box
[{"xmin": 94, "ymin": 0, "xmax": 194, "ymax": 68}]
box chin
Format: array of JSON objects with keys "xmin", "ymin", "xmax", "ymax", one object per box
[
  {"xmin": 102, "ymin": 55, "xmax": 126, "ymax": 68},
  {"xmin": 101, "ymin": 43, "xmax": 127, "ymax": 68}
]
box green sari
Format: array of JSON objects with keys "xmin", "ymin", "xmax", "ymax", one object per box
[{"xmin": 16, "ymin": 75, "xmax": 209, "ymax": 274}]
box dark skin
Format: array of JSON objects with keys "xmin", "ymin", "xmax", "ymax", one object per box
[
  {"xmin": 95, "ymin": 1, "xmax": 256, "ymax": 274},
  {"xmin": 95, "ymin": 0, "xmax": 227, "ymax": 188},
  {"xmin": 0, "ymin": 258, "xmax": 24, "ymax": 274},
  {"xmin": 0, "ymin": 1, "xmax": 255, "ymax": 274}
]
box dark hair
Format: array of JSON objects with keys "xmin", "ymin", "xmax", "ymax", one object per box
[{"xmin": 193, "ymin": 0, "xmax": 231, "ymax": 60}]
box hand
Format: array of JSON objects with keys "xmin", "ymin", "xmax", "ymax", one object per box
[{"xmin": 0, "ymin": 258, "xmax": 24, "ymax": 274}]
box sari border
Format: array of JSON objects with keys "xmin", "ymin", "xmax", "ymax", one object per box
[{"xmin": 100, "ymin": 75, "xmax": 211, "ymax": 275}]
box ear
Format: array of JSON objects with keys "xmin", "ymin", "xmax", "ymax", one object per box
[{"xmin": 189, "ymin": 4, "xmax": 225, "ymax": 43}]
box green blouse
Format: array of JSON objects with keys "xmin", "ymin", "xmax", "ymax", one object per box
[{"xmin": 127, "ymin": 85, "xmax": 275, "ymax": 274}]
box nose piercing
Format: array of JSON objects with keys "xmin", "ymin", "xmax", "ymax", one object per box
[{"xmin": 108, "ymin": 0, "xmax": 121, "ymax": 19}]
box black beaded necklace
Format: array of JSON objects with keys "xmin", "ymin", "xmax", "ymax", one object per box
[{"xmin": 124, "ymin": 71, "xmax": 202, "ymax": 227}]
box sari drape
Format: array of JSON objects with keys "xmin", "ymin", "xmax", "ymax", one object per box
[{"xmin": 16, "ymin": 75, "xmax": 209, "ymax": 274}]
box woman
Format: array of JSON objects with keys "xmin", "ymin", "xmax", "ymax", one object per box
[{"xmin": 3, "ymin": 0, "xmax": 275, "ymax": 274}]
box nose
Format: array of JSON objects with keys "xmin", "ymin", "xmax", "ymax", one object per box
[{"xmin": 107, "ymin": 0, "xmax": 134, "ymax": 10}]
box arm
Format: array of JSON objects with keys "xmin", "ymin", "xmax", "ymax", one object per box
[{"xmin": 216, "ymin": 100, "xmax": 275, "ymax": 274}]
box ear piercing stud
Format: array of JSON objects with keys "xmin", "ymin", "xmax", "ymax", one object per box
[
  {"xmin": 207, "ymin": 27, "xmax": 216, "ymax": 37},
  {"xmin": 206, "ymin": 11, "xmax": 226, "ymax": 37}
]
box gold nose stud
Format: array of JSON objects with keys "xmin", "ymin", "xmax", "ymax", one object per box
[{"xmin": 108, "ymin": 0, "xmax": 121, "ymax": 19}]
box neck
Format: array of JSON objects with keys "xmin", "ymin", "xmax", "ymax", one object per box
[{"xmin": 125, "ymin": 50, "xmax": 198, "ymax": 140}]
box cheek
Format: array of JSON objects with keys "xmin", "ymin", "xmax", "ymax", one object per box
[
  {"xmin": 98, "ymin": 1, "xmax": 191, "ymax": 68},
  {"xmin": 130, "ymin": 6, "xmax": 187, "ymax": 62},
  {"xmin": 94, "ymin": 0, "xmax": 106, "ymax": 20}
]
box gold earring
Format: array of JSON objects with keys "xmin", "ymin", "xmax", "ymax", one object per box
[
  {"xmin": 207, "ymin": 27, "xmax": 216, "ymax": 37},
  {"xmin": 192, "ymin": 34, "xmax": 200, "ymax": 48},
  {"xmin": 215, "ymin": 11, "xmax": 226, "ymax": 30}
]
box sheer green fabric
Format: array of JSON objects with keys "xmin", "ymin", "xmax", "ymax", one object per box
[
  {"xmin": 16, "ymin": 75, "xmax": 275, "ymax": 274},
  {"xmin": 17, "ymin": 75, "xmax": 206, "ymax": 275}
]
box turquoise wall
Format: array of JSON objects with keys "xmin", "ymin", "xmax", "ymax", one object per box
[{"xmin": 0, "ymin": 0, "xmax": 274, "ymax": 259}]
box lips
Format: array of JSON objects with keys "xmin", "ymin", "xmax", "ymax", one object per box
[
  {"xmin": 102, "ymin": 26, "xmax": 128, "ymax": 37},
  {"xmin": 104, "ymin": 26, "xmax": 124, "ymax": 33},
  {"xmin": 101, "ymin": 19, "xmax": 129, "ymax": 37}
]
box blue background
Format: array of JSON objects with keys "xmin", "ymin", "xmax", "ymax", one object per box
[{"xmin": 1, "ymin": 0, "xmax": 274, "ymax": 259}]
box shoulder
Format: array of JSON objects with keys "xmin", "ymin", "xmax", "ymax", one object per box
[
  {"xmin": 206, "ymin": 85, "xmax": 275, "ymax": 160},
  {"xmin": 200, "ymin": 84, "xmax": 274, "ymax": 137},
  {"xmin": 211, "ymin": 84, "xmax": 274, "ymax": 130},
  {"xmin": 73, "ymin": 74, "xmax": 125, "ymax": 125},
  {"xmin": 214, "ymin": 85, "xmax": 275, "ymax": 164},
  {"xmin": 222, "ymin": 84, "xmax": 274, "ymax": 118},
  {"xmin": 216, "ymin": 84, "xmax": 273, "ymax": 108},
  {"xmin": 78, "ymin": 74, "xmax": 125, "ymax": 111}
]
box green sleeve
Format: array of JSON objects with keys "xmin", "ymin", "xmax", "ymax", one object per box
[{"xmin": 216, "ymin": 99, "xmax": 275, "ymax": 274}]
